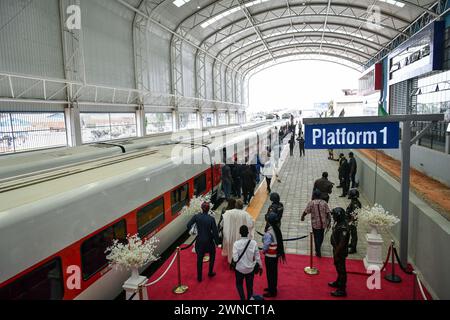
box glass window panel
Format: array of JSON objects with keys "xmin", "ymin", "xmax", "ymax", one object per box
[
  {"xmin": 145, "ymin": 113, "xmax": 173, "ymax": 134},
  {"xmin": 0, "ymin": 258, "xmax": 64, "ymax": 300},
  {"xmin": 80, "ymin": 113, "xmax": 136, "ymax": 143},
  {"xmin": 81, "ymin": 220, "xmax": 127, "ymax": 280},
  {"xmin": 171, "ymin": 183, "xmax": 189, "ymax": 215},
  {"xmin": 194, "ymin": 173, "xmax": 207, "ymax": 196},
  {"xmin": 137, "ymin": 197, "xmax": 165, "ymax": 237},
  {"xmin": 0, "ymin": 112, "xmax": 67, "ymax": 154}
]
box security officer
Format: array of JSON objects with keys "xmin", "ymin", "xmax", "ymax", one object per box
[
  {"xmin": 264, "ymin": 192, "xmax": 284, "ymax": 229},
  {"xmin": 329, "ymin": 207, "xmax": 350, "ymax": 297},
  {"xmin": 346, "ymin": 189, "xmax": 361, "ymax": 254}
]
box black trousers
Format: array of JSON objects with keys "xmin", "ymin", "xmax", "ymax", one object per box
[
  {"xmin": 349, "ymin": 225, "xmax": 358, "ymax": 251},
  {"xmin": 341, "ymin": 177, "xmax": 350, "ymax": 196},
  {"xmin": 196, "ymin": 244, "xmax": 215, "ymax": 281},
  {"xmin": 299, "ymin": 146, "xmax": 305, "ymax": 157},
  {"xmin": 312, "ymin": 228, "xmax": 325, "ymax": 256},
  {"xmin": 265, "ymin": 256, "xmax": 278, "ymax": 294},
  {"xmin": 333, "ymin": 255, "xmax": 347, "ymax": 291},
  {"xmin": 290, "ymin": 147, "xmax": 294, "ymax": 156},
  {"xmin": 265, "ymin": 177, "xmax": 272, "ymax": 193},
  {"xmin": 235, "ymin": 270, "xmax": 255, "ymax": 300},
  {"xmin": 233, "ymin": 179, "xmax": 242, "ymax": 197},
  {"xmin": 350, "ymin": 173, "xmax": 356, "ymax": 188},
  {"xmin": 242, "ymin": 186, "xmax": 254, "ymax": 204}
]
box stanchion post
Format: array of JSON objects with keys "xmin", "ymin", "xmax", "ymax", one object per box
[
  {"xmin": 304, "ymin": 232, "xmax": 319, "ymax": 275},
  {"xmin": 173, "ymin": 247, "xmax": 189, "ymax": 294},
  {"xmin": 385, "ymin": 241, "xmax": 402, "ymax": 283},
  {"xmin": 138, "ymin": 284, "xmax": 144, "ymax": 300},
  {"xmin": 412, "ymin": 271, "xmax": 417, "ymax": 300}
]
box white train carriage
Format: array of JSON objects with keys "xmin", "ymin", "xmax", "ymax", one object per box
[{"xmin": 0, "ymin": 123, "xmax": 279, "ymax": 300}]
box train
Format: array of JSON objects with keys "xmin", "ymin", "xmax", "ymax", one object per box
[{"xmin": 0, "ymin": 121, "xmax": 282, "ymax": 300}]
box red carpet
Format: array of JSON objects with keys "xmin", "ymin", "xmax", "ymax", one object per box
[{"xmin": 146, "ymin": 248, "xmax": 429, "ymax": 300}]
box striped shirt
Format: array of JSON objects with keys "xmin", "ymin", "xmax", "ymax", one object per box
[{"xmin": 303, "ymin": 199, "xmax": 331, "ymax": 230}]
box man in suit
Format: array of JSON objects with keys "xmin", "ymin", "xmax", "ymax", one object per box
[
  {"xmin": 313, "ymin": 172, "xmax": 334, "ymax": 203},
  {"xmin": 187, "ymin": 202, "xmax": 220, "ymax": 282},
  {"xmin": 339, "ymin": 156, "xmax": 350, "ymax": 198}
]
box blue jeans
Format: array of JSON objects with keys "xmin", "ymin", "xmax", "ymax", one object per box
[{"xmin": 222, "ymin": 180, "xmax": 231, "ymax": 199}]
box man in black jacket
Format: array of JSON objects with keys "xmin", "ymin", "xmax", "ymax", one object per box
[
  {"xmin": 187, "ymin": 202, "xmax": 220, "ymax": 282},
  {"xmin": 313, "ymin": 172, "xmax": 334, "ymax": 203},
  {"xmin": 339, "ymin": 156, "xmax": 350, "ymax": 197},
  {"xmin": 297, "ymin": 135, "xmax": 305, "ymax": 157},
  {"xmin": 348, "ymin": 152, "xmax": 357, "ymax": 188}
]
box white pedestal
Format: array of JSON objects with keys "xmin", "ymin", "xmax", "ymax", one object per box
[
  {"xmin": 123, "ymin": 274, "xmax": 148, "ymax": 300},
  {"xmin": 363, "ymin": 232, "xmax": 384, "ymax": 270}
]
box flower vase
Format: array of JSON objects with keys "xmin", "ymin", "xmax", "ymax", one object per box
[
  {"xmin": 130, "ymin": 267, "xmax": 140, "ymax": 281},
  {"xmin": 364, "ymin": 224, "xmax": 384, "ymax": 270},
  {"xmin": 370, "ymin": 224, "xmax": 379, "ymax": 235}
]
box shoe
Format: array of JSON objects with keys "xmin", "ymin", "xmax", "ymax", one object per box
[
  {"xmin": 208, "ymin": 272, "xmax": 216, "ymax": 278},
  {"xmin": 316, "ymin": 252, "xmax": 322, "ymax": 258},
  {"xmin": 331, "ymin": 290, "xmax": 347, "ymax": 297},
  {"xmin": 198, "ymin": 278, "xmax": 202, "ymax": 283},
  {"xmin": 348, "ymin": 249, "xmax": 357, "ymax": 254},
  {"xmin": 263, "ymin": 292, "xmax": 277, "ymax": 298},
  {"xmin": 328, "ymin": 282, "xmax": 339, "ymax": 288},
  {"xmin": 336, "ymin": 186, "xmax": 342, "ymax": 189},
  {"xmin": 263, "ymin": 288, "xmax": 270, "ymax": 292}
]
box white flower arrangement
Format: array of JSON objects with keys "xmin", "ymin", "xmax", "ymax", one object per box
[
  {"xmin": 358, "ymin": 204, "xmax": 400, "ymax": 228},
  {"xmin": 180, "ymin": 193, "xmax": 212, "ymax": 216},
  {"xmin": 105, "ymin": 234, "xmax": 159, "ymax": 270}
]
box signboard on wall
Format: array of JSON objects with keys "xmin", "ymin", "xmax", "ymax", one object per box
[
  {"xmin": 388, "ymin": 21, "xmax": 444, "ymax": 85},
  {"xmin": 305, "ymin": 122, "xmax": 400, "ymax": 149}
]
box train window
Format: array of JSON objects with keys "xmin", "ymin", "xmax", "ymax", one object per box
[
  {"xmin": 0, "ymin": 257, "xmax": 64, "ymax": 300},
  {"xmin": 137, "ymin": 197, "xmax": 165, "ymax": 237},
  {"xmin": 171, "ymin": 183, "xmax": 189, "ymax": 215},
  {"xmin": 194, "ymin": 173, "xmax": 207, "ymax": 196},
  {"xmin": 81, "ymin": 219, "xmax": 127, "ymax": 281}
]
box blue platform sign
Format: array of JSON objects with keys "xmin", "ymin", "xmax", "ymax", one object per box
[{"xmin": 305, "ymin": 122, "xmax": 400, "ymax": 149}]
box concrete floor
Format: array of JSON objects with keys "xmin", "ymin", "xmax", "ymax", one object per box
[{"xmin": 254, "ymin": 146, "xmax": 391, "ymax": 261}]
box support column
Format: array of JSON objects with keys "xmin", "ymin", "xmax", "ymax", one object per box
[
  {"xmin": 214, "ymin": 110, "xmax": 219, "ymax": 127},
  {"xmin": 445, "ymin": 124, "xmax": 450, "ymax": 154},
  {"xmin": 65, "ymin": 103, "xmax": 82, "ymax": 147},
  {"xmin": 400, "ymin": 121, "xmax": 412, "ymax": 267},
  {"xmin": 136, "ymin": 106, "xmax": 146, "ymax": 137},
  {"xmin": 172, "ymin": 109, "xmax": 179, "ymax": 132}
]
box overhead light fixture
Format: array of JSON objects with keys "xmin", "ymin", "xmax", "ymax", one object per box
[
  {"xmin": 201, "ymin": 0, "xmax": 271, "ymax": 28},
  {"xmin": 173, "ymin": 0, "xmax": 191, "ymax": 8},
  {"xmin": 379, "ymin": 0, "xmax": 405, "ymax": 8}
]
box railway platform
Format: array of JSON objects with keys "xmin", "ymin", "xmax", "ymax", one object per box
[{"xmin": 141, "ymin": 144, "xmax": 428, "ymax": 300}]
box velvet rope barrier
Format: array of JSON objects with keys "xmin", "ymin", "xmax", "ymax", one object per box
[
  {"xmin": 256, "ymin": 230, "xmax": 308, "ymax": 242},
  {"xmin": 180, "ymin": 236, "xmax": 197, "ymax": 251},
  {"xmin": 392, "ymin": 246, "xmax": 414, "ymax": 275},
  {"xmin": 347, "ymin": 242, "xmax": 393, "ymax": 276}
]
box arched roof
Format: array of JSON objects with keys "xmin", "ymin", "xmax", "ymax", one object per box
[{"xmin": 120, "ymin": 0, "xmax": 444, "ymax": 75}]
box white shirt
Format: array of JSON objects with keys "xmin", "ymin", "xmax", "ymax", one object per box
[
  {"xmin": 262, "ymin": 158, "xmax": 278, "ymax": 178},
  {"xmin": 222, "ymin": 209, "xmax": 254, "ymax": 263},
  {"xmin": 232, "ymin": 237, "xmax": 262, "ymax": 274}
]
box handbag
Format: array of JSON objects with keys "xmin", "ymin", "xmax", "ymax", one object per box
[{"xmin": 230, "ymin": 240, "xmax": 251, "ymax": 271}]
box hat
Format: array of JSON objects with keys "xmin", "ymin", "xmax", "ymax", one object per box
[{"xmin": 201, "ymin": 202, "xmax": 210, "ymax": 212}]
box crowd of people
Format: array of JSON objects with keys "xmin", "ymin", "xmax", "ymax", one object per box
[{"xmin": 186, "ymin": 132, "xmax": 362, "ymax": 300}]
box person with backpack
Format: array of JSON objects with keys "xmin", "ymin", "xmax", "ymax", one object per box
[
  {"xmin": 301, "ymin": 190, "xmax": 331, "ymax": 258},
  {"xmin": 232, "ymin": 225, "xmax": 262, "ymax": 300}
]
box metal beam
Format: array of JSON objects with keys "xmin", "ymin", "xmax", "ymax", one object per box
[
  {"xmin": 242, "ymin": 52, "xmax": 364, "ymax": 78},
  {"xmin": 319, "ymin": 0, "xmax": 332, "ymax": 51},
  {"xmin": 235, "ymin": 43, "xmax": 370, "ymax": 71},
  {"xmin": 238, "ymin": 0, "xmax": 275, "ymax": 61},
  {"xmin": 115, "ymin": 0, "xmax": 242, "ymax": 75},
  {"xmin": 226, "ymin": 35, "xmax": 376, "ymax": 67}
]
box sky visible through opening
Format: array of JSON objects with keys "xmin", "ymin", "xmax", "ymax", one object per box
[{"xmin": 248, "ymin": 60, "xmax": 360, "ymax": 114}]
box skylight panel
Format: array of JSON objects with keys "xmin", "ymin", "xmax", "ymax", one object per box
[
  {"xmin": 201, "ymin": 0, "xmax": 271, "ymax": 28},
  {"xmin": 379, "ymin": 0, "xmax": 405, "ymax": 8},
  {"xmin": 173, "ymin": 0, "xmax": 190, "ymax": 8}
]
